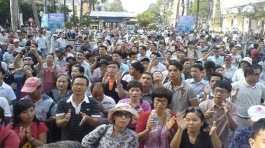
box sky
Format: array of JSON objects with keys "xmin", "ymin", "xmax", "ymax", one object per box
[{"xmin": 120, "ymin": 0, "xmax": 157, "ymax": 14}]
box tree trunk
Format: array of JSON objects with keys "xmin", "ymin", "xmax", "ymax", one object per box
[
  {"xmin": 73, "ymin": 0, "xmax": 75, "ymax": 25},
  {"xmin": 195, "ymin": 0, "xmax": 200, "ymax": 29},
  {"xmin": 80, "ymin": 0, "xmax": 83, "ymax": 23},
  {"xmin": 10, "ymin": 0, "xmax": 19, "ymax": 31},
  {"xmin": 31, "ymin": 0, "xmax": 40, "ymax": 28}
]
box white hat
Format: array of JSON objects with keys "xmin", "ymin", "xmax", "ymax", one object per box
[
  {"xmin": 107, "ymin": 103, "xmax": 139, "ymax": 124},
  {"xmin": 52, "ymin": 34, "xmax": 58, "ymax": 37},
  {"xmin": 13, "ymin": 39, "xmax": 19, "ymax": 43},
  {"xmin": 235, "ymin": 44, "xmax": 241, "ymax": 48},
  {"xmin": 241, "ymin": 57, "xmax": 252, "ymax": 65},
  {"xmin": 248, "ymin": 105, "xmax": 265, "ymax": 122}
]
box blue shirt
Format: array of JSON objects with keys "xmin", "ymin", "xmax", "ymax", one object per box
[{"xmin": 229, "ymin": 126, "xmax": 251, "ymax": 148}]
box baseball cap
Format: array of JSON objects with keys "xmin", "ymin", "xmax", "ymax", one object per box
[
  {"xmin": 140, "ymin": 57, "xmax": 150, "ymax": 62},
  {"xmin": 13, "ymin": 39, "xmax": 19, "ymax": 43},
  {"xmin": 52, "ymin": 34, "xmax": 58, "ymax": 37},
  {"xmin": 241, "ymin": 57, "xmax": 252, "ymax": 65},
  {"xmin": 248, "ymin": 105, "xmax": 265, "ymax": 122},
  {"xmin": 21, "ymin": 77, "xmax": 41, "ymax": 93}
]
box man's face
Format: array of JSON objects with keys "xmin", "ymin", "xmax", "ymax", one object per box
[
  {"xmin": 112, "ymin": 54, "xmax": 121, "ymax": 62},
  {"xmin": 99, "ymin": 47, "xmax": 107, "ymax": 56},
  {"xmin": 168, "ymin": 65, "xmax": 181, "ymax": 80},
  {"xmin": 92, "ymin": 86, "xmax": 104, "ymax": 101},
  {"xmin": 27, "ymin": 87, "xmax": 41, "ymax": 99},
  {"xmin": 138, "ymin": 47, "xmax": 145, "ymax": 54},
  {"xmin": 107, "ymin": 64, "xmax": 119, "ymax": 76},
  {"xmin": 249, "ymin": 130, "xmax": 265, "ymax": 148},
  {"xmin": 23, "ymin": 57, "xmax": 33, "ymax": 65},
  {"xmin": 141, "ymin": 61, "xmax": 149, "ymax": 71},
  {"xmin": 140, "ymin": 74, "xmax": 152, "ymax": 87},
  {"xmin": 190, "ymin": 67, "xmax": 201, "ymax": 79},
  {"xmin": 72, "ymin": 78, "xmax": 88, "ymax": 96},
  {"xmin": 75, "ymin": 52, "xmax": 84, "ymax": 62},
  {"xmin": 249, "ymin": 69, "xmax": 260, "ymax": 84},
  {"xmin": 209, "ymin": 76, "xmax": 221, "ymax": 88},
  {"xmin": 183, "ymin": 61, "xmax": 191, "ymax": 70},
  {"xmin": 213, "ymin": 87, "xmax": 229, "ymax": 103}
]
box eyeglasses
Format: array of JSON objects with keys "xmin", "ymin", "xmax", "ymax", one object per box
[
  {"xmin": 115, "ymin": 111, "xmax": 132, "ymax": 118},
  {"xmin": 252, "ymin": 73, "xmax": 260, "ymax": 76},
  {"xmin": 72, "ymin": 83, "xmax": 87, "ymax": 87},
  {"xmin": 154, "ymin": 98, "xmax": 168, "ymax": 105},
  {"xmin": 213, "ymin": 89, "xmax": 228, "ymax": 94}
]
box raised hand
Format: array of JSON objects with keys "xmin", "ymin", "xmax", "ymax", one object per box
[
  {"xmin": 79, "ymin": 112, "xmax": 88, "ymax": 126},
  {"xmin": 146, "ymin": 118, "xmax": 156, "ymax": 131},
  {"xmin": 102, "ymin": 72, "xmax": 109, "ymax": 84},
  {"xmin": 19, "ymin": 127, "xmax": 26, "ymax": 140},
  {"xmin": 175, "ymin": 115, "xmax": 186, "ymax": 131},
  {"xmin": 166, "ymin": 116, "xmax": 176, "ymax": 130},
  {"xmin": 64, "ymin": 109, "xmax": 71, "ymax": 122},
  {"xmin": 209, "ymin": 121, "xmax": 217, "ymax": 136},
  {"xmin": 222, "ymin": 102, "xmax": 231, "ymax": 114},
  {"xmin": 231, "ymin": 88, "xmax": 239, "ymax": 98},
  {"xmin": 26, "ymin": 127, "xmax": 34, "ymax": 141},
  {"xmin": 115, "ymin": 72, "xmax": 122, "ymax": 84},
  {"xmin": 204, "ymin": 106, "xmax": 215, "ymax": 119}
]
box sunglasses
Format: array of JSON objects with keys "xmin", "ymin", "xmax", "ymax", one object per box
[
  {"xmin": 24, "ymin": 58, "xmax": 32, "ymax": 61},
  {"xmin": 115, "ymin": 111, "xmax": 132, "ymax": 118}
]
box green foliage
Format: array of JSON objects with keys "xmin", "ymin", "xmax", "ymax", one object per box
[
  {"xmin": 19, "ymin": 2, "xmax": 33, "ymax": 22},
  {"xmin": 80, "ymin": 18, "xmax": 92, "ymax": 26},
  {"xmin": 65, "ymin": 21, "xmax": 73, "ymax": 29},
  {"xmin": 149, "ymin": 24, "xmax": 158, "ymax": 30},
  {"xmin": 105, "ymin": 0, "xmax": 124, "ymax": 12},
  {"xmin": 136, "ymin": 11, "xmax": 156, "ymax": 27},
  {"xmin": 0, "ymin": 0, "xmax": 10, "ymax": 25},
  {"xmin": 243, "ymin": 11, "xmax": 265, "ymax": 21},
  {"xmin": 189, "ymin": 0, "xmax": 209, "ymax": 19}
]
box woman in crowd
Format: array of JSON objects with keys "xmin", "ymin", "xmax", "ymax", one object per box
[
  {"xmin": 7, "ymin": 100, "xmax": 48, "ymax": 147},
  {"xmin": 47, "ymin": 74, "xmax": 72, "ymax": 103},
  {"xmin": 170, "ymin": 107, "xmax": 222, "ymax": 148},
  {"xmin": 14, "ymin": 64, "xmax": 37, "ymax": 99},
  {"xmin": 136, "ymin": 87, "xmax": 178, "ymax": 148},
  {"xmin": 162, "ymin": 51, "xmax": 172, "ymax": 66},
  {"xmin": 81, "ymin": 103, "xmax": 139, "ymax": 148},
  {"xmin": 118, "ymin": 80, "xmax": 151, "ymax": 130}
]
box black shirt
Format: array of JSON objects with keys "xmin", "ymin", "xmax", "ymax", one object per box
[{"xmin": 180, "ymin": 129, "xmax": 214, "ymax": 148}]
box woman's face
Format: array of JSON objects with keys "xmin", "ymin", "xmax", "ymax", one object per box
[
  {"xmin": 113, "ymin": 111, "xmax": 132, "ymax": 127},
  {"xmin": 185, "ymin": 112, "xmax": 203, "ymax": 132},
  {"xmin": 153, "ymin": 97, "xmax": 168, "ymax": 112},
  {"xmin": 19, "ymin": 107, "xmax": 35, "ymax": 123},
  {"xmin": 128, "ymin": 87, "xmax": 141, "ymax": 100},
  {"xmin": 71, "ymin": 67, "xmax": 82, "ymax": 78},
  {"xmin": 56, "ymin": 75, "xmax": 69, "ymax": 90}
]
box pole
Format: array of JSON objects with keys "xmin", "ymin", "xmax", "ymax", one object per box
[
  {"xmin": 10, "ymin": 0, "xmax": 19, "ymax": 31},
  {"xmin": 195, "ymin": 0, "xmax": 200, "ymax": 29},
  {"xmin": 44, "ymin": 0, "xmax": 47, "ymax": 14},
  {"xmin": 64, "ymin": 0, "xmax": 66, "ymax": 22},
  {"xmin": 73, "ymin": 0, "xmax": 75, "ymax": 25}
]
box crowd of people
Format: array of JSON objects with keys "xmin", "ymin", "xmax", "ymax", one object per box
[{"xmin": 0, "ymin": 26, "xmax": 265, "ymax": 148}]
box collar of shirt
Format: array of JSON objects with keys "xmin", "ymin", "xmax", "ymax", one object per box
[
  {"xmin": 243, "ymin": 79, "xmax": 257, "ymax": 88},
  {"xmin": 0, "ymin": 81, "xmax": 7, "ymax": 88},
  {"xmin": 66, "ymin": 94, "xmax": 90, "ymax": 103}
]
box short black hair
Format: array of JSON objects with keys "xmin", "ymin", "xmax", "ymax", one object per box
[
  {"xmin": 90, "ymin": 82, "xmax": 104, "ymax": 92},
  {"xmin": 108, "ymin": 61, "xmax": 120, "ymax": 69},
  {"xmin": 214, "ymin": 65, "xmax": 224, "ymax": 71},
  {"xmin": 72, "ymin": 75, "xmax": 89, "ymax": 86},
  {"xmin": 99, "ymin": 45, "xmax": 107, "ymax": 50},
  {"xmin": 151, "ymin": 87, "xmax": 173, "ymax": 105},
  {"xmin": 129, "ymin": 52, "xmax": 138, "ymax": 58},
  {"xmin": 168, "ymin": 60, "xmax": 183, "ymax": 71},
  {"xmin": 251, "ymin": 118, "xmax": 265, "ymax": 139},
  {"xmin": 131, "ymin": 62, "xmax": 145, "ymax": 74},
  {"xmin": 139, "ymin": 45, "xmax": 147, "ymax": 51},
  {"xmin": 204, "ymin": 61, "xmax": 215, "ymax": 69},
  {"xmin": 72, "ymin": 64, "xmax": 85, "ymax": 74},
  {"xmin": 180, "ymin": 58, "xmax": 190, "ymax": 65},
  {"xmin": 244, "ymin": 65, "xmax": 260, "ymax": 77},
  {"xmin": 209, "ymin": 72, "xmax": 223, "ymax": 81},
  {"xmin": 127, "ymin": 80, "xmax": 143, "ymax": 91},
  {"xmin": 112, "ymin": 51, "xmax": 122, "ymax": 57},
  {"xmin": 213, "ymin": 80, "xmax": 232, "ymax": 93},
  {"xmin": 191, "ymin": 64, "xmax": 204, "ymax": 71}
]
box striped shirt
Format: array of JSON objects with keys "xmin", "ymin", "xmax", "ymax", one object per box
[
  {"xmin": 56, "ymin": 94, "xmax": 101, "ymax": 142},
  {"xmin": 232, "ymin": 80, "xmax": 265, "ymax": 117}
]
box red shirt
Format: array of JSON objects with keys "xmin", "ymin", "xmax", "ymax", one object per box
[
  {"xmin": 0, "ymin": 126, "xmax": 20, "ymax": 148},
  {"xmin": 250, "ymin": 48, "xmax": 259, "ymax": 63},
  {"xmin": 136, "ymin": 111, "xmax": 178, "ymax": 148}
]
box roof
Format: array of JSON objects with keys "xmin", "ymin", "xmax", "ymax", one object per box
[{"xmin": 90, "ymin": 11, "xmax": 137, "ymax": 18}]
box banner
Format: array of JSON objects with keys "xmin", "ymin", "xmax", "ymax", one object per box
[
  {"xmin": 177, "ymin": 16, "xmax": 194, "ymax": 33},
  {"xmin": 48, "ymin": 13, "xmax": 65, "ymax": 33}
]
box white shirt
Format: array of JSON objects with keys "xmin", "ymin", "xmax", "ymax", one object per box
[
  {"xmin": 232, "ymin": 68, "xmax": 245, "ymax": 82},
  {"xmin": 35, "ymin": 36, "xmax": 47, "ymax": 49},
  {"xmin": 0, "ymin": 82, "xmax": 16, "ymax": 101},
  {"xmin": 0, "ymin": 97, "xmax": 11, "ymax": 117},
  {"xmin": 89, "ymin": 95, "xmax": 116, "ymax": 118}
]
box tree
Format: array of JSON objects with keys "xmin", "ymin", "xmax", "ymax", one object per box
[
  {"xmin": 105, "ymin": 0, "xmax": 124, "ymax": 12},
  {"xmin": 31, "ymin": 0, "xmax": 40, "ymax": 28},
  {"xmin": 189, "ymin": 0, "xmax": 209, "ymax": 21},
  {"xmin": 0, "ymin": 0, "xmax": 10, "ymax": 26},
  {"xmin": 136, "ymin": 11, "xmax": 156, "ymax": 27}
]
